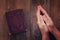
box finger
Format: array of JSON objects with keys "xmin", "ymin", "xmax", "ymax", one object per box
[
  {"xmin": 40, "ymin": 15, "xmax": 48, "ymax": 31},
  {"xmin": 36, "ymin": 6, "xmax": 48, "ymax": 31},
  {"xmin": 39, "ymin": 15, "xmax": 45, "ymax": 25},
  {"xmin": 36, "ymin": 8, "xmax": 45, "ymax": 26},
  {"xmin": 37, "ymin": 15, "xmax": 46, "ymax": 28},
  {"xmin": 36, "ymin": 10, "xmax": 48, "ymax": 32},
  {"xmin": 40, "ymin": 6, "xmax": 53, "ymax": 25},
  {"xmin": 36, "ymin": 6, "xmax": 41, "ymax": 23},
  {"xmin": 36, "ymin": 6, "xmax": 46, "ymax": 26},
  {"xmin": 42, "ymin": 15, "xmax": 50, "ymax": 26},
  {"xmin": 40, "ymin": 6, "xmax": 51, "ymax": 20}
]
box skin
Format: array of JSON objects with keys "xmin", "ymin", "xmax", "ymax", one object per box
[
  {"xmin": 36, "ymin": 5, "xmax": 50, "ymax": 40},
  {"xmin": 36, "ymin": 5, "xmax": 60, "ymax": 40}
]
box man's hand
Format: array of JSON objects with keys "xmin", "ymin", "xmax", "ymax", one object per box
[
  {"xmin": 36, "ymin": 5, "xmax": 49, "ymax": 33},
  {"xmin": 39, "ymin": 5, "xmax": 54, "ymax": 32},
  {"xmin": 36, "ymin": 5, "xmax": 49, "ymax": 40},
  {"xmin": 36, "ymin": 5, "xmax": 60, "ymax": 40}
]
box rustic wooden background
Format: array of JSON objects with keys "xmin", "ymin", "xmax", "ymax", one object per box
[{"xmin": 0, "ymin": 0, "xmax": 60, "ymax": 40}]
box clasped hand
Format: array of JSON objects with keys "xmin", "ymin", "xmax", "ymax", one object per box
[{"xmin": 36, "ymin": 5, "xmax": 60, "ymax": 40}]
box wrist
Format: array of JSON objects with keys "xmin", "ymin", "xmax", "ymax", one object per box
[
  {"xmin": 51, "ymin": 26, "xmax": 60, "ymax": 40},
  {"xmin": 42, "ymin": 33, "xmax": 49, "ymax": 40},
  {"xmin": 51, "ymin": 26, "xmax": 59, "ymax": 35}
]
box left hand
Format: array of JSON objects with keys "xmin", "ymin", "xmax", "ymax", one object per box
[
  {"xmin": 36, "ymin": 5, "xmax": 49, "ymax": 34},
  {"xmin": 36, "ymin": 5, "xmax": 50, "ymax": 40}
]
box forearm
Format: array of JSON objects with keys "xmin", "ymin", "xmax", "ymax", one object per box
[
  {"xmin": 50, "ymin": 26, "xmax": 60, "ymax": 40},
  {"xmin": 42, "ymin": 32, "xmax": 50, "ymax": 40}
]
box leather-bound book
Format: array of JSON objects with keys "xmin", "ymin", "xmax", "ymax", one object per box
[{"xmin": 6, "ymin": 9, "xmax": 26, "ymax": 35}]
